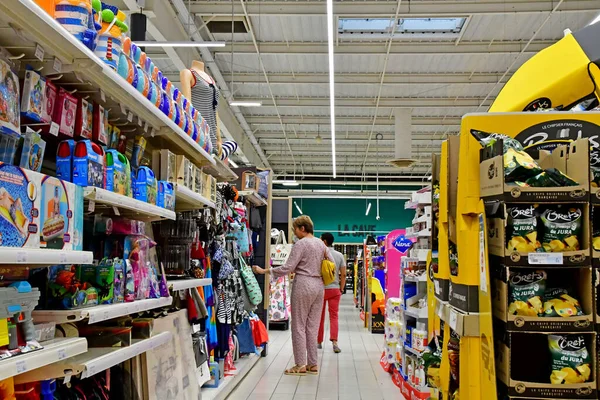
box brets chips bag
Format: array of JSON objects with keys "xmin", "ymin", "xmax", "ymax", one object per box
[
  {"xmin": 540, "ymin": 206, "xmax": 582, "ymax": 252},
  {"xmin": 549, "ymin": 334, "xmax": 591, "ymax": 384},
  {"xmin": 506, "ymin": 205, "xmax": 541, "ymax": 253},
  {"xmin": 543, "ymin": 288, "xmax": 583, "ymax": 318},
  {"xmin": 508, "ymin": 270, "xmax": 546, "ymax": 317}
]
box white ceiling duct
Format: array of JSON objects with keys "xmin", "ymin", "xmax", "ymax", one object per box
[{"xmin": 387, "ymin": 108, "xmax": 417, "ymax": 168}]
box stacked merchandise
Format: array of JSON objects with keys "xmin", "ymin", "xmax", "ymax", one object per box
[{"xmin": 268, "ymin": 230, "xmax": 292, "ymax": 330}]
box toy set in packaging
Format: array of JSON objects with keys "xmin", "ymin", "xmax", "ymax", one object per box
[
  {"xmin": 75, "ymin": 97, "xmax": 93, "ymax": 139},
  {"xmin": 39, "ymin": 175, "xmax": 83, "ymax": 250},
  {"xmin": 105, "ymin": 149, "xmax": 131, "ymax": 196},
  {"xmin": 0, "ymin": 60, "xmax": 20, "ymax": 137},
  {"xmin": 73, "ymin": 140, "xmax": 105, "ymax": 188},
  {"xmin": 92, "ymin": 103, "xmax": 108, "ymax": 145},
  {"xmin": 133, "ymin": 166, "xmax": 157, "ymax": 204},
  {"xmin": 54, "ymin": 88, "xmax": 77, "ymax": 137},
  {"xmin": 157, "ymin": 180, "xmax": 174, "ymax": 210},
  {"xmin": 42, "ymin": 80, "xmax": 57, "ymax": 124},
  {"xmin": 56, "ymin": 139, "xmax": 75, "ymax": 182},
  {"xmin": 20, "ymin": 68, "xmax": 46, "ymax": 123},
  {"xmin": 18, "ymin": 129, "xmax": 46, "ymax": 173}
]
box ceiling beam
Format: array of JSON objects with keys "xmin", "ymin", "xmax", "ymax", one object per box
[
  {"xmin": 174, "ymin": 72, "xmax": 510, "ymax": 85},
  {"xmin": 190, "ymin": 0, "xmax": 600, "ymax": 16},
  {"xmin": 232, "ymin": 97, "xmax": 493, "ymax": 108},
  {"xmin": 259, "ymin": 138, "xmax": 447, "ymax": 144},
  {"xmin": 246, "ymin": 116, "xmax": 462, "ymax": 125},
  {"xmin": 215, "ymin": 40, "xmax": 554, "ymax": 55}
]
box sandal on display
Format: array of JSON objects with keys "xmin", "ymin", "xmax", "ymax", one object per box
[
  {"xmin": 285, "ymin": 365, "xmax": 307, "ymax": 376},
  {"xmin": 307, "ymin": 365, "xmax": 319, "ymax": 375}
]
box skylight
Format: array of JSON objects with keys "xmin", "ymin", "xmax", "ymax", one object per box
[{"xmin": 338, "ymin": 17, "xmax": 466, "ymax": 36}]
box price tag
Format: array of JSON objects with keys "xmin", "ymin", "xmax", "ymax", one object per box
[
  {"xmin": 144, "ymin": 122, "xmax": 149, "ymax": 133},
  {"xmin": 16, "ymin": 252, "xmax": 27, "ymax": 263},
  {"xmin": 87, "ymin": 365, "xmax": 96, "ymax": 377},
  {"xmin": 100, "ymin": 90, "xmax": 106, "ymax": 103},
  {"xmin": 436, "ymin": 302, "xmax": 444, "ymax": 319},
  {"xmin": 58, "ymin": 348, "xmax": 67, "ymax": 360},
  {"xmin": 34, "ymin": 44, "xmax": 44, "ymax": 62},
  {"xmin": 16, "ymin": 360, "xmax": 27, "ymax": 374},
  {"xmin": 49, "ymin": 122, "xmax": 60, "ymax": 136},
  {"xmin": 138, "ymin": 116, "xmax": 143, "ymax": 127},
  {"xmin": 127, "ymin": 112, "xmax": 134, "ymax": 122},
  {"xmin": 102, "ymin": 310, "xmax": 110, "ymax": 321},
  {"xmin": 448, "ymin": 310, "xmax": 458, "ymax": 331},
  {"xmin": 150, "ymin": 127, "xmax": 156, "ymax": 137},
  {"xmin": 88, "ymin": 200, "xmax": 95, "ymax": 213},
  {"xmin": 120, "ymin": 103, "xmax": 127, "ymax": 115},
  {"xmin": 59, "ymin": 252, "xmax": 67, "ymax": 263},
  {"xmin": 528, "ymin": 253, "xmax": 563, "ymax": 265},
  {"xmin": 52, "ymin": 56, "xmax": 62, "ymax": 73},
  {"xmin": 112, "ymin": 206, "xmax": 120, "ymax": 216}
]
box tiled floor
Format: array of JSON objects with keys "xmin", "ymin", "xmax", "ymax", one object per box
[{"xmin": 225, "ymin": 295, "xmax": 404, "ymax": 400}]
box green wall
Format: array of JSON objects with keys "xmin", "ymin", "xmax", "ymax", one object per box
[{"xmin": 291, "ymin": 198, "xmax": 413, "ymax": 243}]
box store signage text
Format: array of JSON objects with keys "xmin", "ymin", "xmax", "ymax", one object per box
[{"xmin": 337, "ymin": 224, "xmax": 377, "ymax": 237}]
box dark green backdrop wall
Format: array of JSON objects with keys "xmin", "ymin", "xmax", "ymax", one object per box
[{"xmin": 291, "ymin": 198, "xmax": 413, "ymax": 243}]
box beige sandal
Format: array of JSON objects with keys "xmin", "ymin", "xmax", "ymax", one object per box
[
  {"xmin": 307, "ymin": 365, "xmax": 319, "ymax": 375},
  {"xmin": 284, "ymin": 365, "xmax": 307, "ymax": 376}
]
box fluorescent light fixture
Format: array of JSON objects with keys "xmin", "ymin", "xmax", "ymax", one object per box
[
  {"xmin": 590, "ymin": 13, "xmax": 600, "ymax": 25},
  {"xmin": 327, "ymin": 0, "xmax": 336, "ymax": 178},
  {"xmin": 228, "ymin": 160, "xmax": 239, "ymax": 168},
  {"xmin": 294, "ymin": 201, "xmax": 303, "ymax": 214},
  {"xmin": 282, "ymin": 180, "xmax": 299, "ymax": 187},
  {"xmin": 230, "ymin": 101, "xmax": 263, "ymax": 107},
  {"xmin": 365, "ymin": 202, "xmax": 372, "ymax": 216},
  {"xmin": 135, "ymin": 41, "xmax": 226, "ymax": 48},
  {"xmin": 427, "ymin": 175, "xmax": 432, "ymax": 181}
]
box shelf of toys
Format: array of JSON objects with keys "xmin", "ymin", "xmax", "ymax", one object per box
[{"xmin": 0, "ymin": 1, "xmax": 267, "ymax": 397}]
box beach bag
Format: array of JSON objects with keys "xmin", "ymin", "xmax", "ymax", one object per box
[
  {"xmin": 271, "ymin": 231, "xmax": 292, "ymax": 266},
  {"xmin": 239, "ymin": 257, "xmax": 263, "ymax": 306}
]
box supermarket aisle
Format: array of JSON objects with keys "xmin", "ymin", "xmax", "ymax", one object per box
[{"xmin": 225, "ymin": 295, "xmax": 403, "ymax": 400}]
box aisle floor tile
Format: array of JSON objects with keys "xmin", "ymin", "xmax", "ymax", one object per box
[{"xmin": 223, "ymin": 295, "xmax": 405, "ymax": 400}]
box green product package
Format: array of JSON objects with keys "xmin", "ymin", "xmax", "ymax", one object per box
[
  {"xmin": 548, "ymin": 334, "xmax": 591, "ymax": 384},
  {"xmin": 96, "ymin": 258, "xmax": 115, "ymax": 304},
  {"xmin": 506, "ymin": 205, "xmax": 540, "ymax": 253},
  {"xmin": 504, "ymin": 148, "xmax": 543, "ymax": 182},
  {"xmin": 539, "ymin": 206, "xmax": 582, "ymax": 252},
  {"xmin": 470, "ymin": 129, "xmax": 524, "ymax": 152},
  {"xmin": 543, "ymin": 288, "xmax": 583, "ymax": 318},
  {"xmin": 508, "ymin": 270, "xmax": 546, "ymax": 316}
]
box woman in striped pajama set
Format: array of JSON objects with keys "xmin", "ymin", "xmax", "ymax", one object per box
[{"xmin": 253, "ymin": 215, "xmax": 334, "ymax": 376}]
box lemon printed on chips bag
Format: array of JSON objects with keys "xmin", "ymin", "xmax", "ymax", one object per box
[
  {"xmin": 540, "ymin": 206, "xmax": 582, "ymax": 252},
  {"xmin": 548, "ymin": 334, "xmax": 591, "ymax": 384},
  {"xmin": 506, "ymin": 205, "xmax": 541, "ymax": 253},
  {"xmin": 508, "ymin": 270, "xmax": 546, "ymax": 316},
  {"xmin": 543, "ymin": 288, "xmax": 583, "ymax": 318}
]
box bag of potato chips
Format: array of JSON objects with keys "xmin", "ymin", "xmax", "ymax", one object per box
[
  {"xmin": 540, "ymin": 206, "xmax": 582, "ymax": 252},
  {"xmin": 506, "ymin": 205, "xmax": 540, "ymax": 253},
  {"xmin": 470, "ymin": 130, "xmax": 524, "ymax": 152},
  {"xmin": 508, "ymin": 270, "xmax": 546, "ymax": 316},
  {"xmin": 543, "ymin": 288, "xmax": 583, "ymax": 318},
  {"xmin": 549, "ymin": 334, "xmax": 591, "ymax": 384}
]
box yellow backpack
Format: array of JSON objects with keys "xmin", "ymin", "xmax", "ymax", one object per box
[{"xmin": 321, "ymin": 249, "xmax": 336, "ymax": 286}]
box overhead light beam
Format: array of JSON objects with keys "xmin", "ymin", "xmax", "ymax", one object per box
[
  {"xmin": 326, "ymin": 0, "xmax": 336, "ymax": 178},
  {"xmin": 134, "ymin": 41, "xmax": 226, "ymax": 47}
]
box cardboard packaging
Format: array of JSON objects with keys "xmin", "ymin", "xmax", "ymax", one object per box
[
  {"xmin": 41, "ymin": 80, "xmax": 57, "ymax": 124},
  {"xmin": 152, "ymin": 149, "xmax": 177, "ymax": 184},
  {"xmin": 105, "ymin": 149, "xmax": 131, "ymax": 196},
  {"xmin": 157, "ymin": 181, "xmax": 175, "ymax": 210},
  {"xmin": 131, "ymin": 135, "xmax": 146, "ymax": 170},
  {"xmin": 19, "ymin": 129, "xmax": 46, "ymax": 172},
  {"xmin": 492, "ymin": 266, "xmax": 593, "ymax": 332},
  {"xmin": 21, "ymin": 69, "xmax": 45, "ymax": 122},
  {"xmin": 0, "ymin": 59, "xmax": 20, "ymax": 136},
  {"xmin": 193, "ymin": 166, "xmax": 203, "ymax": 194},
  {"xmin": 176, "ymin": 155, "xmax": 192, "ymax": 189},
  {"xmin": 39, "ymin": 175, "xmax": 84, "ymax": 251},
  {"xmin": 133, "ymin": 166, "xmax": 157, "ymax": 205},
  {"xmin": 74, "ymin": 97, "xmax": 93, "ymax": 139},
  {"xmin": 0, "ymin": 163, "xmax": 83, "ymax": 250},
  {"xmin": 487, "ymin": 203, "xmax": 590, "ymax": 267},
  {"xmin": 480, "ymin": 138, "xmax": 590, "ymax": 203},
  {"xmin": 53, "ymin": 88, "xmax": 77, "ymax": 137},
  {"xmin": 496, "ymin": 328, "xmax": 597, "ymax": 399},
  {"xmin": 73, "ymin": 140, "xmax": 106, "ymax": 188},
  {"xmin": 92, "ymin": 103, "xmax": 108, "ymax": 145}
]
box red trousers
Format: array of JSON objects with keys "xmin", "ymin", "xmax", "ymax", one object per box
[{"xmin": 318, "ymin": 288, "xmax": 342, "ymax": 343}]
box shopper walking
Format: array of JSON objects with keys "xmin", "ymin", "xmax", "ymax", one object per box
[
  {"xmin": 253, "ymin": 215, "xmax": 333, "ymax": 376},
  {"xmin": 317, "ymin": 233, "xmax": 346, "ymax": 353}
]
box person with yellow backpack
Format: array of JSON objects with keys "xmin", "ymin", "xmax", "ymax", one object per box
[{"xmin": 253, "ymin": 215, "xmax": 334, "ymax": 376}]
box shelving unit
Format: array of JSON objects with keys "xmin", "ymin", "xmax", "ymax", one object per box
[
  {"xmin": 201, "ymin": 349, "xmax": 263, "ymax": 400},
  {"xmin": 239, "ymin": 190, "xmax": 267, "ymax": 207},
  {"xmin": 203, "ymin": 157, "xmax": 239, "ymax": 182},
  {"xmin": 0, "ymin": 248, "xmax": 93, "ymax": 265},
  {"xmin": 0, "ymin": 337, "xmax": 87, "ymax": 381},
  {"xmin": 175, "ymin": 184, "xmax": 215, "ymax": 211},
  {"xmin": 84, "ymin": 187, "xmax": 176, "ymax": 221},
  {"xmin": 15, "ymin": 332, "xmax": 171, "ymax": 383},
  {"xmin": 168, "ymin": 278, "xmax": 213, "ymax": 291},
  {"xmin": 32, "ymin": 296, "xmax": 173, "ymax": 325},
  {"xmin": 0, "ymin": 0, "xmax": 217, "ymax": 171}
]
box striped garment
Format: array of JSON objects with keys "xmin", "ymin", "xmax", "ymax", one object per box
[{"xmin": 189, "ymin": 69, "xmax": 219, "ymax": 151}]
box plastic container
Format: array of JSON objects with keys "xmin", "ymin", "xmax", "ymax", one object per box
[{"xmin": 73, "ymin": 140, "xmax": 105, "ymax": 188}]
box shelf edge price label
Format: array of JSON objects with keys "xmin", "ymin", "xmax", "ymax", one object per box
[
  {"xmin": 15, "ymin": 360, "xmax": 27, "ymax": 374},
  {"xmin": 49, "ymin": 122, "xmax": 60, "ymax": 136},
  {"xmin": 59, "ymin": 252, "xmax": 67, "ymax": 263},
  {"xmin": 528, "ymin": 252, "xmax": 563, "ymax": 265},
  {"xmin": 16, "ymin": 251, "xmax": 27, "ymax": 263},
  {"xmin": 58, "ymin": 348, "xmax": 67, "ymax": 360},
  {"xmin": 34, "ymin": 44, "xmax": 44, "ymax": 62},
  {"xmin": 436, "ymin": 302, "xmax": 444, "ymax": 319},
  {"xmin": 120, "ymin": 103, "xmax": 127, "ymax": 115},
  {"xmin": 53, "ymin": 56, "xmax": 62, "ymax": 73},
  {"xmin": 448, "ymin": 309, "xmax": 459, "ymax": 331},
  {"xmin": 100, "ymin": 90, "xmax": 106, "ymax": 103},
  {"xmin": 138, "ymin": 116, "xmax": 143, "ymax": 127},
  {"xmin": 127, "ymin": 112, "xmax": 134, "ymax": 123}
]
